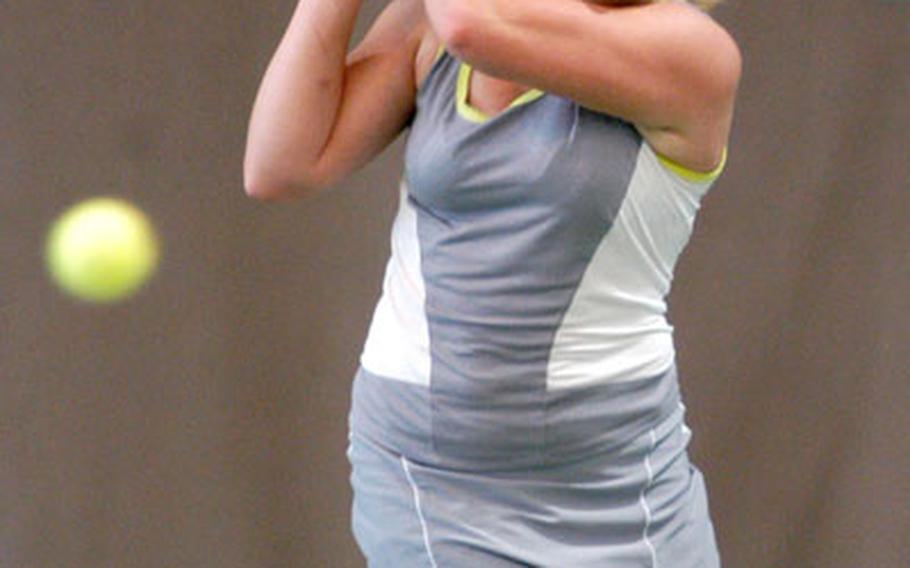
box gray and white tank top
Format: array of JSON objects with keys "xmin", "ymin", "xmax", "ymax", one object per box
[{"xmin": 360, "ymin": 48, "xmax": 722, "ymax": 395}]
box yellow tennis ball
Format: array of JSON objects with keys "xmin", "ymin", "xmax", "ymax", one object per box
[{"xmin": 46, "ymin": 197, "xmax": 160, "ymax": 303}]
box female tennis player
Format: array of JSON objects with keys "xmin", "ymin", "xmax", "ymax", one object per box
[{"xmin": 244, "ymin": 0, "xmax": 741, "ymax": 566}]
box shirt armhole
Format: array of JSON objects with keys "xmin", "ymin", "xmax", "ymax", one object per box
[{"xmin": 655, "ymin": 147, "xmax": 728, "ymax": 184}]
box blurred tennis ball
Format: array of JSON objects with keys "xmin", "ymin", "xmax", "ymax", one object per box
[{"xmin": 45, "ymin": 197, "xmax": 160, "ymax": 303}]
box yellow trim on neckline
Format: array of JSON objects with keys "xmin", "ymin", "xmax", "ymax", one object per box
[
  {"xmin": 657, "ymin": 147, "xmax": 727, "ymax": 183},
  {"xmin": 456, "ymin": 64, "xmax": 544, "ymax": 124}
]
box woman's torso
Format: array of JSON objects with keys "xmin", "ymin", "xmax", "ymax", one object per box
[{"xmin": 355, "ymin": 43, "xmax": 719, "ymax": 468}]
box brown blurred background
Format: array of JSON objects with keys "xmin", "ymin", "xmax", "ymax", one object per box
[{"xmin": 2, "ymin": 1, "xmax": 908, "ymax": 567}]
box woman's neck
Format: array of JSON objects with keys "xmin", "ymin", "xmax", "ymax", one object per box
[{"xmin": 468, "ymin": 68, "xmax": 531, "ymax": 114}]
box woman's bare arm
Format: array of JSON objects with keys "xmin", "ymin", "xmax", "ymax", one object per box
[
  {"xmin": 244, "ymin": 0, "xmax": 428, "ymax": 200},
  {"xmin": 422, "ymin": 0, "xmax": 740, "ymax": 172}
]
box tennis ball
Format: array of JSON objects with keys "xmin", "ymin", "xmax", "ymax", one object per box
[{"xmin": 45, "ymin": 197, "xmax": 160, "ymax": 303}]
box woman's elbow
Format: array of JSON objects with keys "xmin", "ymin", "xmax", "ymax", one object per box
[
  {"xmin": 243, "ymin": 175, "xmax": 290, "ymax": 202},
  {"xmin": 242, "ymin": 159, "xmax": 329, "ymax": 202}
]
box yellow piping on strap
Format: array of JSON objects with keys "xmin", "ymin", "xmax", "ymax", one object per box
[
  {"xmin": 657, "ymin": 147, "xmax": 728, "ymax": 183},
  {"xmin": 456, "ymin": 63, "xmax": 545, "ymax": 124}
]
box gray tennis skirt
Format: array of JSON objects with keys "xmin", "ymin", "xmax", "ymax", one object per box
[{"xmin": 347, "ymin": 366, "xmax": 720, "ymax": 567}]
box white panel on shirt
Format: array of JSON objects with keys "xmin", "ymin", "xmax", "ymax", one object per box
[
  {"xmin": 360, "ymin": 180, "xmax": 432, "ymax": 386},
  {"xmin": 547, "ymin": 143, "xmax": 714, "ymax": 390}
]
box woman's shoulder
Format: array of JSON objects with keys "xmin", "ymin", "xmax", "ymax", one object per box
[{"xmin": 633, "ymin": 2, "xmax": 740, "ymax": 177}]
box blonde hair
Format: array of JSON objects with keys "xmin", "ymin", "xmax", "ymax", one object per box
[
  {"xmin": 613, "ymin": 0, "xmax": 724, "ymax": 11},
  {"xmin": 690, "ymin": 0, "xmax": 723, "ymax": 10},
  {"xmin": 652, "ymin": 0, "xmax": 723, "ymax": 11}
]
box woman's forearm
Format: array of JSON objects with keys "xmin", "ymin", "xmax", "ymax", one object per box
[
  {"xmin": 244, "ymin": 0, "xmax": 364, "ymax": 197},
  {"xmin": 421, "ymin": 0, "xmax": 628, "ymax": 60}
]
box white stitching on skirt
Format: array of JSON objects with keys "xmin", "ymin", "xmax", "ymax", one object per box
[
  {"xmin": 400, "ymin": 456, "xmax": 439, "ymax": 568},
  {"xmin": 639, "ymin": 429, "xmax": 659, "ymax": 568}
]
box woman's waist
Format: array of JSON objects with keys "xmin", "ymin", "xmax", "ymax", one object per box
[{"xmin": 349, "ymin": 364, "xmax": 683, "ymax": 472}]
